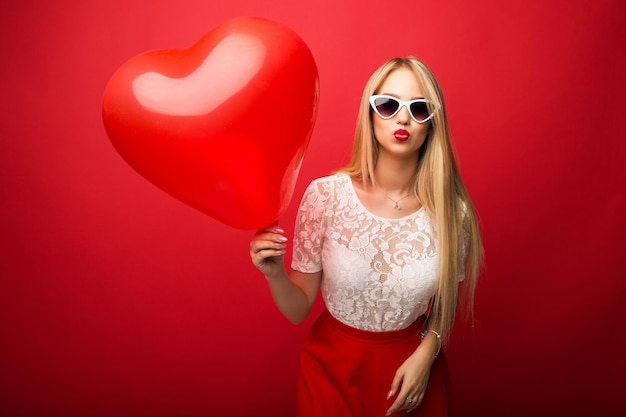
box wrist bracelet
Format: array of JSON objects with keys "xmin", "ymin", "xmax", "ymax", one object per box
[{"xmin": 420, "ymin": 329, "xmax": 442, "ymax": 358}]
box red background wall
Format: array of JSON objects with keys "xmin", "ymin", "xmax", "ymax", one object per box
[{"xmin": 1, "ymin": 1, "xmax": 625, "ymax": 416}]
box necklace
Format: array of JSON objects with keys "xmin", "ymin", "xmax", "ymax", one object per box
[{"xmin": 376, "ymin": 186, "xmax": 412, "ymax": 210}]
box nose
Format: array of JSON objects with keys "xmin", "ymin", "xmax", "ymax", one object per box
[{"xmin": 396, "ymin": 103, "xmax": 411, "ymax": 124}]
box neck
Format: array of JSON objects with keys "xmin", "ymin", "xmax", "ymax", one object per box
[{"xmin": 373, "ymin": 152, "xmax": 418, "ymax": 192}]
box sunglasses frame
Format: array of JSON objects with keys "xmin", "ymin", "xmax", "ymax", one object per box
[{"xmin": 369, "ymin": 95, "xmax": 435, "ymax": 124}]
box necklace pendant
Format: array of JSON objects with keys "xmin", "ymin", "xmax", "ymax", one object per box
[{"xmin": 394, "ymin": 203, "xmax": 402, "ymax": 210}]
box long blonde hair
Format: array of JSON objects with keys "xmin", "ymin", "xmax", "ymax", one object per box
[{"xmin": 340, "ymin": 56, "xmax": 483, "ymax": 339}]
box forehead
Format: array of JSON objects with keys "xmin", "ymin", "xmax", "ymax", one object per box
[{"xmin": 378, "ymin": 68, "xmax": 425, "ymax": 99}]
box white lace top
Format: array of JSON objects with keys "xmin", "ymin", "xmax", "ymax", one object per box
[{"xmin": 291, "ymin": 173, "xmax": 465, "ymax": 332}]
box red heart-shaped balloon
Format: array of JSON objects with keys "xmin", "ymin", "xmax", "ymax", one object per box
[{"xmin": 102, "ymin": 17, "xmax": 319, "ymax": 229}]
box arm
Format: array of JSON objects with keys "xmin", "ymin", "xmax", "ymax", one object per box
[
  {"xmin": 250, "ymin": 225, "xmax": 321, "ymax": 324},
  {"xmin": 385, "ymin": 323, "xmax": 443, "ymax": 416}
]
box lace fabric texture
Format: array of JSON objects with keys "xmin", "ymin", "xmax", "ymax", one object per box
[{"xmin": 292, "ymin": 174, "xmax": 465, "ymax": 332}]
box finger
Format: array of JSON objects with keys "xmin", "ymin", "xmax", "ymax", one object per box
[
  {"xmin": 406, "ymin": 392, "xmax": 424, "ymax": 413},
  {"xmin": 255, "ymin": 224, "xmax": 285, "ymax": 235},
  {"xmin": 387, "ymin": 372, "xmax": 403, "ymax": 400},
  {"xmin": 250, "ymin": 248, "xmax": 285, "ymax": 272},
  {"xmin": 250, "ymin": 236, "xmax": 287, "ymax": 254},
  {"xmin": 385, "ymin": 371, "xmax": 405, "ymax": 415},
  {"xmin": 406, "ymin": 397, "xmax": 417, "ymax": 412},
  {"xmin": 385, "ymin": 397, "xmax": 404, "ymax": 416},
  {"xmin": 251, "ymin": 227, "xmax": 287, "ymax": 246},
  {"xmin": 252, "ymin": 246, "xmax": 285, "ymax": 259},
  {"xmin": 386, "ymin": 390, "xmax": 411, "ymax": 416},
  {"xmin": 250, "ymin": 232, "xmax": 289, "ymax": 248},
  {"xmin": 251, "ymin": 235, "xmax": 288, "ymax": 254},
  {"xmin": 250, "ymin": 243, "xmax": 286, "ymax": 262}
]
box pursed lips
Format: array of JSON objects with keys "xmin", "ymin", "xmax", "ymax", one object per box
[{"xmin": 393, "ymin": 129, "xmax": 410, "ymax": 142}]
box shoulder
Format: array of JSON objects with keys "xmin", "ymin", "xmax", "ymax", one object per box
[
  {"xmin": 305, "ymin": 173, "xmax": 350, "ymax": 195},
  {"xmin": 310, "ymin": 172, "xmax": 349, "ymax": 186},
  {"xmin": 298, "ymin": 173, "xmax": 354, "ymax": 215}
]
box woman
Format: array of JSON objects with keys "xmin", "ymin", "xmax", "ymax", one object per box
[{"xmin": 250, "ymin": 56, "xmax": 482, "ymax": 417}]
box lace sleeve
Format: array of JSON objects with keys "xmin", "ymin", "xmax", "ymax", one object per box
[
  {"xmin": 458, "ymin": 202, "xmax": 470, "ymax": 282},
  {"xmin": 291, "ymin": 180, "xmax": 326, "ymax": 273}
]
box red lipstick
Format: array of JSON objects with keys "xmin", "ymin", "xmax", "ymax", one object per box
[{"xmin": 393, "ymin": 129, "xmax": 410, "ymax": 142}]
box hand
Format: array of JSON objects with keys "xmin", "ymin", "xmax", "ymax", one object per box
[
  {"xmin": 249, "ymin": 225, "xmax": 288, "ymax": 278},
  {"xmin": 385, "ymin": 347, "xmax": 435, "ymax": 416}
]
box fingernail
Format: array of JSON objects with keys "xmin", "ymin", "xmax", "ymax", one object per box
[
  {"xmin": 278, "ymin": 236, "xmax": 288, "ymax": 242},
  {"xmin": 387, "ymin": 389, "xmax": 394, "ymax": 400},
  {"xmin": 276, "ymin": 228, "xmax": 285, "ymax": 233}
]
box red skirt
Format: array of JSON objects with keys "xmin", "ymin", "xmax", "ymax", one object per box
[{"xmin": 296, "ymin": 310, "xmax": 450, "ymax": 417}]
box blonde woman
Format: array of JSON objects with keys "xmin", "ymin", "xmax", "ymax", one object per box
[{"xmin": 250, "ymin": 56, "xmax": 482, "ymax": 417}]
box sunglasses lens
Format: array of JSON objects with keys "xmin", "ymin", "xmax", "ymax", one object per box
[
  {"xmin": 373, "ymin": 97, "xmax": 400, "ymax": 118},
  {"xmin": 410, "ymin": 101, "xmax": 431, "ymax": 121}
]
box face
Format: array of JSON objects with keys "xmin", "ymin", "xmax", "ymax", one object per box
[{"xmin": 371, "ymin": 68, "xmax": 431, "ymax": 158}]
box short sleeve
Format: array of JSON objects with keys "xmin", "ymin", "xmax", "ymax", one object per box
[
  {"xmin": 458, "ymin": 202, "xmax": 470, "ymax": 282},
  {"xmin": 291, "ymin": 180, "xmax": 326, "ymax": 273}
]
